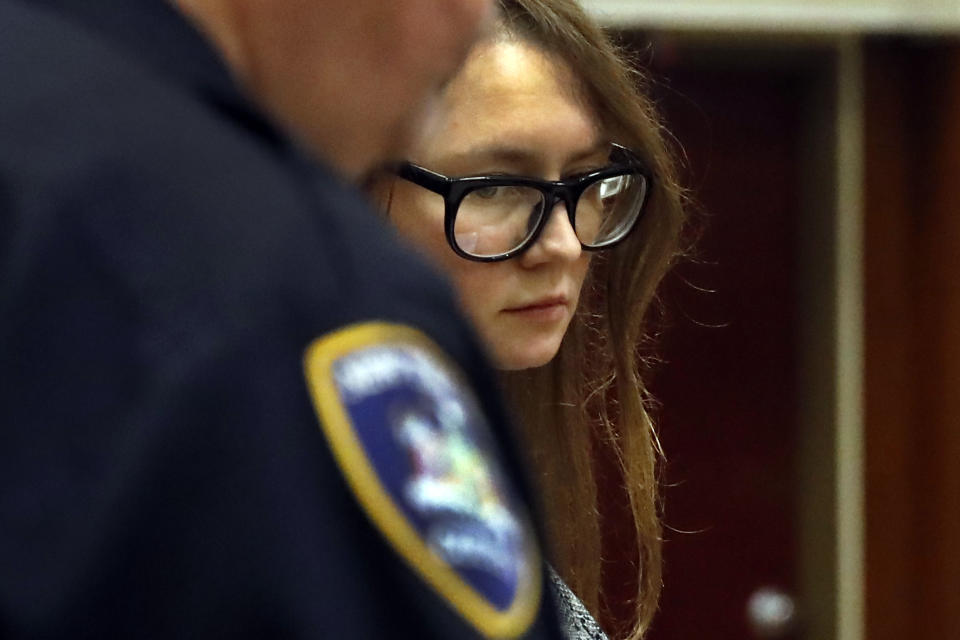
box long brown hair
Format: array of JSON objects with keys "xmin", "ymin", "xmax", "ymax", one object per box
[
  {"xmin": 492, "ymin": 1, "xmax": 686, "ymax": 637},
  {"xmin": 370, "ymin": 1, "xmax": 686, "ymax": 634}
]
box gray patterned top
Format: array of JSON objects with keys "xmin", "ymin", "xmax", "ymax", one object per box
[{"xmin": 547, "ymin": 566, "xmax": 609, "ymax": 640}]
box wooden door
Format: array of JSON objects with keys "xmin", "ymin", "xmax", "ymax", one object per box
[
  {"xmin": 598, "ymin": 38, "xmax": 816, "ymax": 640},
  {"xmin": 863, "ymin": 37, "xmax": 960, "ymax": 640}
]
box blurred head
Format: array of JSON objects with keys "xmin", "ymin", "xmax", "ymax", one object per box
[{"xmin": 171, "ymin": 0, "xmax": 496, "ymax": 177}]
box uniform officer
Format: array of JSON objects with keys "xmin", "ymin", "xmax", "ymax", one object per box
[{"xmin": 0, "ymin": 0, "xmax": 559, "ymax": 637}]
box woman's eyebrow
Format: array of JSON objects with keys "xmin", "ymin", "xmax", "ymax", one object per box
[{"xmin": 443, "ymin": 146, "xmax": 540, "ymax": 166}]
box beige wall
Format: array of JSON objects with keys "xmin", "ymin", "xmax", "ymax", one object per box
[{"xmin": 583, "ymin": 0, "xmax": 960, "ymax": 33}]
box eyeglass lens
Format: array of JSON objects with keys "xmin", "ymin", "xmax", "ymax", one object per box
[{"xmin": 452, "ymin": 171, "xmax": 648, "ymax": 258}]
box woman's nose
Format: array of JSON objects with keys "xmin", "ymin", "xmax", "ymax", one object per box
[{"xmin": 521, "ymin": 200, "xmax": 582, "ymax": 266}]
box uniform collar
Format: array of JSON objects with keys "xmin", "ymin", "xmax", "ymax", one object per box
[{"xmin": 25, "ymin": 0, "xmax": 284, "ymax": 145}]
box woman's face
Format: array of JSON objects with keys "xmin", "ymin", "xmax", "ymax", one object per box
[{"xmin": 389, "ymin": 41, "xmax": 605, "ymax": 370}]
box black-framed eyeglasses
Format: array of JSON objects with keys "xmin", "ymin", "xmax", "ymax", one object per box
[{"xmin": 394, "ymin": 143, "xmax": 652, "ymax": 262}]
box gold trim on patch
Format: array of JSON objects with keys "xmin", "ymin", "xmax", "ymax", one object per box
[{"xmin": 303, "ymin": 322, "xmax": 541, "ymax": 639}]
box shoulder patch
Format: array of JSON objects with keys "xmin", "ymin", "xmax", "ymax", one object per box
[{"xmin": 303, "ymin": 322, "xmax": 541, "ymax": 638}]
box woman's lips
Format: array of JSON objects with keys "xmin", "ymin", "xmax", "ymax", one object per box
[{"xmin": 502, "ymin": 297, "xmax": 569, "ymax": 321}]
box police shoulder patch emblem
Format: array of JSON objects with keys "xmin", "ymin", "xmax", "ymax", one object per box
[{"xmin": 303, "ymin": 322, "xmax": 541, "ymax": 638}]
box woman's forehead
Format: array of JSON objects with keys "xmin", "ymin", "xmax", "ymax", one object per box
[
  {"xmin": 445, "ymin": 41, "xmax": 583, "ymax": 110},
  {"xmin": 417, "ymin": 40, "xmax": 603, "ymax": 168}
]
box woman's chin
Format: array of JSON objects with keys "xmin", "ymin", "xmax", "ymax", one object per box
[{"xmin": 492, "ymin": 340, "xmax": 561, "ymax": 371}]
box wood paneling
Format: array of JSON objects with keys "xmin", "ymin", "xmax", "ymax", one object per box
[
  {"xmin": 629, "ymin": 57, "xmax": 803, "ymax": 640},
  {"xmin": 864, "ymin": 38, "xmax": 960, "ymax": 640},
  {"xmin": 594, "ymin": 35, "xmax": 960, "ymax": 640}
]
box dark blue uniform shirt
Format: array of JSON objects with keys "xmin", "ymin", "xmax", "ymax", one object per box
[{"xmin": 0, "ymin": 0, "xmax": 558, "ymax": 637}]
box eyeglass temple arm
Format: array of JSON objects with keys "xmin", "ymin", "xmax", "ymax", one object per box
[{"xmin": 396, "ymin": 163, "xmax": 450, "ymax": 195}]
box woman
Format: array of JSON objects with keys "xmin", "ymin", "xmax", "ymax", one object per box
[{"xmin": 374, "ymin": 1, "xmax": 686, "ymax": 637}]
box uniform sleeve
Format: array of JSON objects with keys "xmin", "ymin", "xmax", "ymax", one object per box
[{"xmin": 0, "ymin": 185, "xmax": 557, "ymax": 638}]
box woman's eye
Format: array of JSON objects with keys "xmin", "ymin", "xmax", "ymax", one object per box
[{"xmin": 472, "ymin": 186, "xmax": 504, "ymax": 199}]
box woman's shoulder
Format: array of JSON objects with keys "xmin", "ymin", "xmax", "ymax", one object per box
[{"xmin": 547, "ymin": 566, "xmax": 610, "ymax": 640}]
